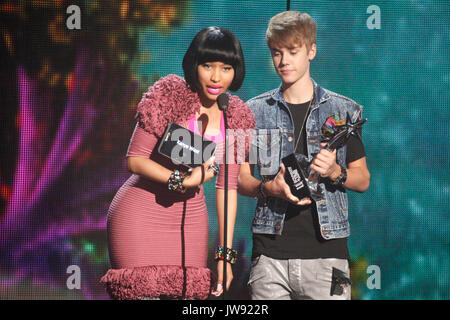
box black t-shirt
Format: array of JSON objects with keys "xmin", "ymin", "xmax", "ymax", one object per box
[{"xmin": 252, "ymin": 100, "xmax": 366, "ymax": 260}]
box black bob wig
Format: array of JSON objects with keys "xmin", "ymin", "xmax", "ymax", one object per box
[{"xmin": 182, "ymin": 26, "xmax": 245, "ymax": 92}]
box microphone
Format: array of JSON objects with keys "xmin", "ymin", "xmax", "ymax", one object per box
[
  {"xmin": 217, "ymin": 92, "xmax": 229, "ymax": 299},
  {"xmin": 217, "ymin": 93, "xmax": 229, "ymax": 111}
]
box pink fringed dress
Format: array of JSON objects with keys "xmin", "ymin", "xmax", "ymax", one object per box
[{"xmin": 100, "ymin": 75, "xmax": 255, "ymax": 300}]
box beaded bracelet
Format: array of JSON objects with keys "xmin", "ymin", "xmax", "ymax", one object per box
[
  {"xmin": 214, "ymin": 245, "xmax": 238, "ymax": 265},
  {"xmin": 208, "ymin": 164, "xmax": 220, "ymax": 176},
  {"xmin": 168, "ymin": 170, "xmax": 187, "ymax": 193}
]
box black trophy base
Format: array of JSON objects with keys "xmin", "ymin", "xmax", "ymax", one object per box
[{"xmin": 282, "ymin": 153, "xmax": 311, "ymax": 199}]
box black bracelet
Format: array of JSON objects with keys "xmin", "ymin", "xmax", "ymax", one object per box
[
  {"xmin": 257, "ymin": 181, "xmax": 267, "ymax": 200},
  {"xmin": 331, "ymin": 165, "xmax": 347, "ymax": 186}
]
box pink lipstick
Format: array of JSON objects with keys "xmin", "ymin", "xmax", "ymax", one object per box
[{"xmin": 207, "ymin": 85, "xmax": 222, "ymax": 95}]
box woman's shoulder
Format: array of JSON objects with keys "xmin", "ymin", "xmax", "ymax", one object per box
[
  {"xmin": 227, "ymin": 93, "xmax": 256, "ymax": 131},
  {"xmin": 135, "ymin": 74, "xmax": 201, "ymax": 137},
  {"xmin": 151, "ymin": 74, "xmax": 187, "ymax": 90}
]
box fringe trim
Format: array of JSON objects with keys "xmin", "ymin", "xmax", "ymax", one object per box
[{"xmin": 100, "ymin": 265, "xmax": 215, "ymax": 300}]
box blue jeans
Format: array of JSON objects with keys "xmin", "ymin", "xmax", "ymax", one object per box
[{"xmin": 248, "ymin": 255, "xmax": 351, "ymax": 300}]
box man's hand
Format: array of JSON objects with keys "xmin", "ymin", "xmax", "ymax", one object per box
[
  {"xmin": 310, "ymin": 143, "xmax": 341, "ymax": 180},
  {"xmin": 264, "ymin": 163, "xmax": 311, "ymax": 206}
]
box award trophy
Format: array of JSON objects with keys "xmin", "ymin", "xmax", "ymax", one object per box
[
  {"xmin": 283, "ymin": 113, "xmax": 367, "ymax": 201},
  {"xmin": 282, "ymin": 153, "xmax": 311, "ymax": 199}
]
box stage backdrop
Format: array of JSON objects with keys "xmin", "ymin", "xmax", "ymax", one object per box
[{"xmin": 0, "ymin": 0, "xmax": 449, "ymax": 300}]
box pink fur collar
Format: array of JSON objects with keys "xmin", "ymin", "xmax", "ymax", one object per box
[{"xmin": 135, "ymin": 74, "xmax": 255, "ymax": 138}]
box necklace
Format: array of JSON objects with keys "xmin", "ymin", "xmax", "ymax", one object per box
[{"xmin": 293, "ymin": 93, "xmax": 314, "ymax": 153}]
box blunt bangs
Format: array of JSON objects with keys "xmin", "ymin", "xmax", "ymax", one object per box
[
  {"xmin": 197, "ymin": 34, "xmax": 240, "ymax": 67},
  {"xmin": 183, "ymin": 26, "xmax": 245, "ymax": 92}
]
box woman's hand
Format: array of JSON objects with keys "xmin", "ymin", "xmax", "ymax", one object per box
[
  {"xmin": 212, "ymin": 260, "xmax": 233, "ymax": 296},
  {"xmin": 182, "ymin": 157, "xmax": 217, "ymax": 188}
]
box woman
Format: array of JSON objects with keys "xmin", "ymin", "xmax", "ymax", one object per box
[{"xmin": 100, "ymin": 27, "xmax": 255, "ymax": 300}]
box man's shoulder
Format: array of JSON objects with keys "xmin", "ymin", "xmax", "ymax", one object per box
[
  {"xmin": 322, "ymin": 87, "xmax": 362, "ymax": 109},
  {"xmin": 246, "ymin": 88, "xmax": 278, "ymax": 109}
]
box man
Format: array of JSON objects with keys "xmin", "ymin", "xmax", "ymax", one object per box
[{"xmin": 238, "ymin": 11, "xmax": 370, "ymax": 300}]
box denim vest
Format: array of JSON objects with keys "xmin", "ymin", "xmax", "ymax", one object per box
[{"xmin": 247, "ymin": 79, "xmax": 363, "ymax": 240}]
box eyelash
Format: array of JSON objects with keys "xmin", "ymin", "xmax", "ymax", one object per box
[
  {"xmin": 272, "ymin": 51, "xmax": 297, "ymax": 56},
  {"xmin": 203, "ymin": 64, "xmax": 232, "ymax": 71}
]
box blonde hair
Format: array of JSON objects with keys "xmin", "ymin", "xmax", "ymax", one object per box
[{"xmin": 266, "ymin": 11, "xmax": 317, "ymax": 50}]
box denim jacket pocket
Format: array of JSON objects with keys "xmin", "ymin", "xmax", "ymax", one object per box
[
  {"xmin": 251, "ymin": 129, "xmax": 280, "ymax": 150},
  {"xmin": 252, "ymin": 129, "xmax": 281, "ymax": 176}
]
